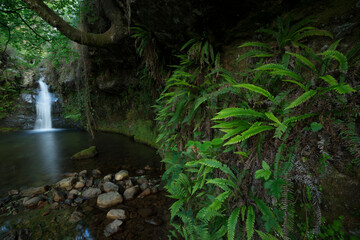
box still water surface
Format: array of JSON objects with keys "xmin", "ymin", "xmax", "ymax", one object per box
[{"xmin": 0, "ymin": 129, "xmax": 160, "ymax": 195}]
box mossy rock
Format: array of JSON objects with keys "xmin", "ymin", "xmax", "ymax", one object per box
[{"xmin": 71, "ymin": 146, "xmax": 98, "ymax": 160}]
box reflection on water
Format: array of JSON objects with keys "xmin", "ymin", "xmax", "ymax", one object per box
[{"xmin": 0, "ymin": 129, "xmax": 160, "ymax": 195}]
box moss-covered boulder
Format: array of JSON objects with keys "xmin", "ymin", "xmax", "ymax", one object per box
[{"xmin": 71, "ymin": 146, "xmax": 98, "ymax": 160}]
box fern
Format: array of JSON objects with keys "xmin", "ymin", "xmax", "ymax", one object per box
[
  {"xmin": 319, "ymin": 50, "xmax": 348, "ymax": 72},
  {"xmin": 285, "ymin": 90, "xmax": 317, "ymax": 110},
  {"xmin": 256, "ymin": 230, "xmax": 279, "ymax": 240},
  {"xmin": 213, "ymin": 108, "xmax": 266, "ymax": 120},
  {"xmin": 246, "ymin": 206, "xmax": 255, "ymax": 240},
  {"xmin": 225, "ymin": 124, "xmax": 274, "ymax": 145},
  {"xmin": 234, "ymin": 84, "xmax": 275, "ymax": 101},
  {"xmin": 228, "ymin": 207, "xmax": 241, "ymax": 240}
]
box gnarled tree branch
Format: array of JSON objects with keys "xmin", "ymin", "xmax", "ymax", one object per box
[{"xmin": 21, "ymin": 0, "xmax": 128, "ymax": 47}]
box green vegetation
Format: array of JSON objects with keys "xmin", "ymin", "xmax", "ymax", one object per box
[{"xmin": 153, "ymin": 18, "xmax": 360, "ymax": 239}]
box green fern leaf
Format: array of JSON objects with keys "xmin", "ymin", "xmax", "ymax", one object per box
[
  {"xmin": 270, "ymin": 69, "xmax": 304, "ymax": 82},
  {"xmin": 213, "ymin": 108, "xmax": 266, "ymax": 120},
  {"xmin": 207, "ymin": 178, "xmax": 237, "ymax": 190},
  {"xmin": 335, "ymin": 84, "xmax": 356, "ymax": 94},
  {"xmin": 319, "ymin": 50, "xmax": 348, "ymax": 72},
  {"xmin": 286, "ymin": 51, "xmax": 316, "ymax": 71},
  {"xmin": 221, "ymin": 125, "xmax": 251, "ymax": 140},
  {"xmin": 170, "ymin": 199, "xmax": 185, "ymax": 220},
  {"xmin": 255, "ymin": 63, "xmax": 287, "ymax": 72},
  {"xmin": 234, "ymin": 84, "xmax": 275, "ymax": 101},
  {"xmin": 283, "ymin": 113, "xmax": 316, "ymax": 125},
  {"xmin": 238, "ymin": 42, "xmax": 272, "ymax": 49},
  {"xmin": 212, "ymin": 120, "xmax": 249, "ymax": 129},
  {"xmin": 256, "ymin": 230, "xmax": 279, "ymax": 240},
  {"xmin": 319, "ymin": 75, "xmax": 338, "ymax": 86},
  {"xmin": 225, "ymin": 124, "xmax": 274, "ymax": 145},
  {"xmin": 285, "ymin": 90, "xmax": 317, "ymax": 110},
  {"xmin": 237, "ymin": 50, "xmax": 273, "ymax": 62},
  {"xmin": 246, "ymin": 206, "xmax": 255, "ymax": 240},
  {"xmin": 228, "ymin": 207, "xmax": 241, "ymax": 240},
  {"xmin": 265, "ymin": 112, "xmax": 281, "ymax": 125},
  {"xmin": 293, "ymin": 29, "xmax": 333, "ymax": 42},
  {"xmin": 282, "ymin": 79, "xmax": 306, "ymax": 90}
]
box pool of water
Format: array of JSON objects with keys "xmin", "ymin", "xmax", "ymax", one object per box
[{"xmin": 0, "ymin": 129, "xmax": 161, "ymax": 195}]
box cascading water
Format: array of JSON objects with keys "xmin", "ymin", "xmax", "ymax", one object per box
[{"xmin": 34, "ymin": 77, "xmax": 52, "ymax": 129}]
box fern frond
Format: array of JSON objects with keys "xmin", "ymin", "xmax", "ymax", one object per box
[
  {"xmin": 319, "ymin": 50, "xmax": 348, "ymax": 72},
  {"xmin": 228, "ymin": 207, "xmax": 241, "ymax": 240},
  {"xmin": 293, "ymin": 29, "xmax": 333, "ymax": 42},
  {"xmin": 225, "ymin": 124, "xmax": 274, "ymax": 145},
  {"xmin": 246, "ymin": 206, "xmax": 255, "ymax": 240},
  {"xmin": 285, "ymin": 90, "xmax": 317, "ymax": 110},
  {"xmin": 221, "ymin": 125, "xmax": 251, "ymax": 140},
  {"xmin": 213, "ymin": 108, "xmax": 266, "ymax": 120},
  {"xmin": 170, "ymin": 199, "xmax": 185, "ymax": 220},
  {"xmin": 282, "ymin": 79, "xmax": 306, "ymax": 90},
  {"xmin": 286, "ymin": 52, "xmax": 316, "ymax": 72},
  {"xmin": 234, "ymin": 84, "xmax": 275, "ymax": 101},
  {"xmin": 212, "ymin": 120, "xmax": 249, "ymax": 129},
  {"xmin": 238, "ymin": 42, "xmax": 272, "ymax": 49},
  {"xmin": 237, "ymin": 50, "xmax": 273, "ymax": 62},
  {"xmin": 283, "ymin": 113, "xmax": 316, "ymax": 125},
  {"xmin": 207, "ymin": 178, "xmax": 237, "ymax": 191}
]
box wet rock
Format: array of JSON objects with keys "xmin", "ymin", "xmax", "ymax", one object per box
[
  {"xmin": 137, "ymin": 177, "xmax": 147, "ymax": 185},
  {"xmin": 104, "ymin": 174, "xmax": 112, "ymax": 181},
  {"xmin": 52, "ymin": 189, "xmax": 66, "ymax": 202},
  {"xmin": 125, "ymin": 179, "xmax": 134, "ymax": 189},
  {"xmin": 138, "ymin": 188, "xmax": 151, "ymax": 198},
  {"xmin": 71, "ymin": 146, "xmax": 98, "ymax": 160},
  {"xmin": 104, "ymin": 219, "xmax": 123, "ymax": 237},
  {"xmin": 55, "ymin": 177, "xmax": 76, "ymax": 189},
  {"xmin": 69, "ymin": 210, "xmax": 83, "ymax": 223},
  {"xmin": 140, "ymin": 182, "xmax": 149, "ymax": 191},
  {"xmin": 145, "ymin": 217, "xmax": 162, "ymax": 226},
  {"xmin": 75, "ymin": 181, "xmax": 85, "ymax": 189},
  {"xmin": 63, "ymin": 172, "xmax": 78, "ymax": 178},
  {"xmin": 123, "ymin": 186, "xmax": 140, "ymax": 201},
  {"xmin": 103, "ymin": 182, "xmax": 119, "ymax": 192},
  {"xmin": 23, "ymin": 196, "xmax": 42, "ymax": 208},
  {"xmin": 21, "ymin": 186, "xmax": 47, "ymax": 197},
  {"xmin": 106, "ymin": 209, "xmax": 126, "ymax": 220},
  {"xmin": 8, "ymin": 189, "xmax": 19, "ymax": 196},
  {"xmin": 74, "ymin": 197, "xmax": 84, "ymax": 205},
  {"xmin": 86, "ymin": 178, "xmax": 94, "ymax": 187},
  {"xmin": 82, "ymin": 187, "xmax": 101, "ymax": 199},
  {"xmin": 64, "ymin": 198, "xmax": 73, "ymax": 205},
  {"xmin": 92, "ymin": 169, "xmax": 102, "ymax": 178},
  {"xmin": 79, "ymin": 170, "xmax": 87, "ymax": 177},
  {"xmin": 115, "ymin": 170, "xmax": 129, "ymax": 181},
  {"xmin": 137, "ymin": 208, "xmax": 153, "ymax": 218},
  {"xmin": 97, "ymin": 192, "xmax": 123, "ymax": 208},
  {"xmin": 68, "ymin": 189, "xmax": 80, "ymax": 199}
]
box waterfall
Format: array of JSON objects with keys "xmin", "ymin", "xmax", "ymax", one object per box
[{"xmin": 34, "ymin": 77, "xmax": 52, "ymax": 129}]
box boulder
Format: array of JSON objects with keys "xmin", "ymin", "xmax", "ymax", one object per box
[
  {"xmin": 123, "ymin": 186, "xmax": 140, "ymax": 201},
  {"xmin": 103, "ymin": 182, "xmax": 119, "ymax": 193},
  {"xmin": 69, "ymin": 211, "xmax": 83, "ymax": 223},
  {"xmin": 104, "ymin": 174, "xmax": 112, "ymax": 181},
  {"xmin": 69, "ymin": 189, "xmax": 80, "ymax": 199},
  {"xmin": 79, "ymin": 170, "xmax": 87, "ymax": 177},
  {"xmin": 55, "ymin": 177, "xmax": 76, "ymax": 189},
  {"xmin": 92, "ymin": 169, "xmax": 102, "ymax": 178},
  {"xmin": 8, "ymin": 189, "xmax": 19, "ymax": 196},
  {"xmin": 71, "ymin": 146, "xmax": 98, "ymax": 160},
  {"xmin": 104, "ymin": 219, "xmax": 123, "ymax": 237},
  {"xmin": 74, "ymin": 181, "xmax": 85, "ymax": 189},
  {"xmin": 23, "ymin": 196, "xmax": 42, "ymax": 208},
  {"xmin": 106, "ymin": 209, "xmax": 126, "ymax": 220},
  {"xmin": 52, "ymin": 189, "xmax": 66, "ymax": 202},
  {"xmin": 82, "ymin": 187, "xmax": 101, "ymax": 199},
  {"xmin": 140, "ymin": 182, "xmax": 149, "ymax": 191},
  {"xmin": 63, "ymin": 172, "xmax": 78, "ymax": 178},
  {"xmin": 21, "ymin": 186, "xmax": 47, "ymax": 197},
  {"xmin": 97, "ymin": 192, "xmax": 123, "ymax": 208},
  {"xmin": 137, "ymin": 188, "xmax": 151, "ymax": 198},
  {"xmin": 115, "ymin": 170, "xmax": 128, "ymax": 181}
]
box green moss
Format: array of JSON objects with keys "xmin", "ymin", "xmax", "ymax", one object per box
[
  {"xmin": 0, "ymin": 127, "xmax": 20, "ymax": 132},
  {"xmin": 71, "ymin": 146, "xmax": 98, "ymax": 159}
]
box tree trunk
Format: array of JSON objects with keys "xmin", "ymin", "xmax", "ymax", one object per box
[{"xmin": 22, "ymin": 0, "xmax": 127, "ymax": 47}]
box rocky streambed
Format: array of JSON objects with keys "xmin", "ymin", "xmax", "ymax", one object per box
[{"xmin": 0, "ymin": 167, "xmax": 173, "ymax": 239}]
